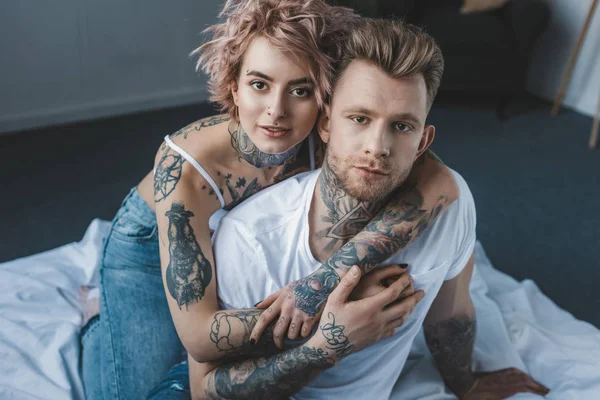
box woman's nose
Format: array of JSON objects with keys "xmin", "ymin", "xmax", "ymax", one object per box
[{"xmin": 267, "ymin": 93, "xmax": 287, "ymax": 120}]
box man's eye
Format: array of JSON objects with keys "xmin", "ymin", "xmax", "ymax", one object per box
[
  {"xmin": 394, "ymin": 123, "xmax": 411, "ymax": 132},
  {"xmin": 352, "ymin": 116, "xmax": 368, "ymax": 124},
  {"xmin": 250, "ymin": 81, "xmax": 267, "ymax": 90},
  {"xmin": 291, "ymin": 88, "xmax": 311, "ymax": 97}
]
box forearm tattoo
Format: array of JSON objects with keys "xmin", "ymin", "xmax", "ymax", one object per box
[
  {"xmin": 291, "ymin": 266, "xmax": 341, "ymax": 316},
  {"xmin": 165, "ymin": 202, "xmax": 212, "ymax": 309},
  {"xmin": 424, "ymin": 316, "xmax": 477, "ymax": 396},
  {"xmin": 319, "ymin": 312, "xmax": 354, "ymax": 360},
  {"xmin": 323, "ymin": 184, "xmax": 448, "ymax": 273},
  {"xmin": 205, "ymin": 345, "xmax": 333, "ymax": 400},
  {"xmin": 210, "ymin": 309, "xmax": 278, "ymax": 360},
  {"xmin": 229, "ymin": 122, "xmax": 304, "ymax": 168}
]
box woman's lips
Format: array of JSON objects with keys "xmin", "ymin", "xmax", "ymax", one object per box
[{"xmin": 259, "ymin": 126, "xmax": 290, "ymax": 138}]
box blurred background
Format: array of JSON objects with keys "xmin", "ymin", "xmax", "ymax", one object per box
[{"xmin": 0, "ymin": 0, "xmax": 598, "ymax": 327}]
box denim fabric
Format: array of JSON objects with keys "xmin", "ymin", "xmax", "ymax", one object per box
[
  {"xmin": 81, "ymin": 187, "xmax": 186, "ymax": 400},
  {"xmin": 146, "ymin": 361, "xmax": 191, "ymax": 400}
]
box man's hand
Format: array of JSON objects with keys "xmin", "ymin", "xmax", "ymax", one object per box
[
  {"xmin": 251, "ymin": 266, "xmax": 340, "ymax": 349},
  {"xmin": 309, "ymin": 266, "xmax": 425, "ymax": 364},
  {"xmin": 462, "ymin": 368, "xmax": 550, "ymax": 400},
  {"xmin": 349, "ymin": 264, "xmax": 412, "ymax": 301}
]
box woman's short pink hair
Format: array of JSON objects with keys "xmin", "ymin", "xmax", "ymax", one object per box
[{"xmin": 191, "ymin": 0, "xmax": 358, "ymax": 120}]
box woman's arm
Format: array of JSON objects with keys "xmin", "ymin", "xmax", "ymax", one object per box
[
  {"xmin": 153, "ymin": 137, "xmax": 276, "ymax": 363},
  {"xmin": 251, "ymin": 150, "xmax": 459, "ymax": 343}
]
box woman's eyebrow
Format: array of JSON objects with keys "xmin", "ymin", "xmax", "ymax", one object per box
[{"xmin": 246, "ymin": 70, "xmax": 312, "ymax": 86}]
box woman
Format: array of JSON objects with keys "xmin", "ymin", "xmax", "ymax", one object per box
[{"xmin": 80, "ymin": 1, "xmax": 457, "ymax": 399}]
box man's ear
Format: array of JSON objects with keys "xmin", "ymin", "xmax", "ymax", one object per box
[
  {"xmin": 317, "ymin": 104, "xmax": 332, "ymax": 144},
  {"xmin": 416, "ymin": 124, "xmax": 435, "ymax": 159}
]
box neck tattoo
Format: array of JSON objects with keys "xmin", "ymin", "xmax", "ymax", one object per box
[
  {"xmin": 317, "ymin": 162, "xmax": 383, "ymax": 245},
  {"xmin": 229, "ymin": 122, "xmax": 303, "ymax": 168}
]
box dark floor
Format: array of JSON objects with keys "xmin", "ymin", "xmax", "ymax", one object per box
[{"xmin": 1, "ymin": 97, "xmax": 599, "ymax": 327}]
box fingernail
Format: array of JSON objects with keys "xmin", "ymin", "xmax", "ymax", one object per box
[
  {"xmin": 400, "ymin": 264, "xmax": 408, "ymax": 269},
  {"xmin": 350, "ymin": 266, "xmax": 358, "ymax": 276},
  {"xmin": 254, "ymin": 302, "xmax": 260, "ymax": 307}
]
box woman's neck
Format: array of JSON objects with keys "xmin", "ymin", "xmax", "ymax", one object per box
[{"xmin": 229, "ymin": 121, "xmax": 303, "ymax": 169}]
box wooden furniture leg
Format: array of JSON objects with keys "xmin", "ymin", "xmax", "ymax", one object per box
[
  {"xmin": 551, "ymin": 0, "xmax": 599, "ymax": 116},
  {"xmin": 590, "ymin": 90, "xmax": 600, "ymax": 149}
]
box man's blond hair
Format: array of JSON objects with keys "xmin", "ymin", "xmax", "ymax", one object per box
[{"xmin": 332, "ymin": 18, "xmax": 444, "ymax": 110}]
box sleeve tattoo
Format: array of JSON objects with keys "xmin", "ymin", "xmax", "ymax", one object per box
[
  {"xmin": 424, "ymin": 316, "xmax": 477, "ymax": 397},
  {"xmin": 205, "ymin": 345, "xmax": 333, "ymax": 400},
  {"xmin": 164, "ymin": 201, "xmax": 212, "ymax": 309}
]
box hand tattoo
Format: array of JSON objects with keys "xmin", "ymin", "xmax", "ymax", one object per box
[
  {"xmin": 165, "ymin": 202, "xmax": 212, "ymax": 309},
  {"xmin": 319, "ymin": 312, "xmax": 355, "ymax": 360},
  {"xmin": 292, "ymin": 266, "xmax": 340, "ymax": 316}
]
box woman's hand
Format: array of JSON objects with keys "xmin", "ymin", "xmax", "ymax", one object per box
[
  {"xmin": 250, "ymin": 264, "xmax": 412, "ymax": 349},
  {"xmin": 250, "ymin": 266, "xmax": 339, "ymax": 349}
]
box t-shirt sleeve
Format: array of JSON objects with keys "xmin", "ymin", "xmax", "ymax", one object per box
[{"xmin": 444, "ymin": 172, "xmax": 477, "ymax": 281}]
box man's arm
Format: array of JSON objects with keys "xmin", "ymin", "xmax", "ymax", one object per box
[
  {"xmin": 251, "ymin": 152, "xmax": 458, "ymax": 343},
  {"xmin": 191, "ymin": 267, "xmax": 423, "ymax": 400},
  {"xmin": 423, "ymin": 253, "xmax": 477, "ymax": 397}
]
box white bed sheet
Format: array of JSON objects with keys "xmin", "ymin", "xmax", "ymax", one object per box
[{"xmin": 0, "ymin": 220, "xmax": 599, "ymax": 399}]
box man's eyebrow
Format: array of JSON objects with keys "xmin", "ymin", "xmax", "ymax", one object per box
[
  {"xmin": 392, "ymin": 112, "xmax": 422, "ymax": 125},
  {"xmin": 344, "ymin": 107, "xmax": 423, "ymax": 125},
  {"xmin": 246, "ymin": 70, "xmax": 312, "ymax": 86}
]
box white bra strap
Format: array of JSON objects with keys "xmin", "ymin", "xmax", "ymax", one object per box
[
  {"xmin": 163, "ymin": 135, "xmax": 226, "ymax": 208},
  {"xmin": 308, "ymin": 132, "xmax": 316, "ymax": 171}
]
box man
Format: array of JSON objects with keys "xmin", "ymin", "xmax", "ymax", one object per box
[{"xmin": 154, "ymin": 18, "xmax": 550, "ymax": 400}]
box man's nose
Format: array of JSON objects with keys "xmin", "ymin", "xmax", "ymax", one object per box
[
  {"xmin": 266, "ymin": 91, "xmax": 287, "ymax": 121},
  {"xmin": 363, "ymin": 125, "xmax": 390, "ymax": 158}
]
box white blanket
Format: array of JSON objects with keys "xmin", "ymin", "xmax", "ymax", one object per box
[{"xmin": 0, "ymin": 220, "xmax": 599, "ymax": 399}]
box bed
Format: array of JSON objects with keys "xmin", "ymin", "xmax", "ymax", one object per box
[{"xmin": 1, "ymin": 220, "xmax": 599, "ymax": 399}]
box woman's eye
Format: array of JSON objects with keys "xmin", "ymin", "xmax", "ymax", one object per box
[
  {"xmin": 250, "ymin": 81, "xmax": 267, "ymax": 90},
  {"xmin": 291, "ymin": 88, "xmax": 311, "ymax": 97},
  {"xmin": 394, "ymin": 123, "xmax": 411, "ymax": 132},
  {"xmin": 352, "ymin": 116, "xmax": 368, "ymax": 124}
]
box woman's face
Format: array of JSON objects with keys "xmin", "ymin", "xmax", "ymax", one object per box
[{"xmin": 232, "ymin": 36, "xmax": 320, "ymax": 154}]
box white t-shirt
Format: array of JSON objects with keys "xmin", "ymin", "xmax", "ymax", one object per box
[{"xmin": 212, "ymin": 168, "xmax": 476, "ymax": 399}]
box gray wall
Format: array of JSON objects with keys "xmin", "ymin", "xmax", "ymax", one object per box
[
  {"xmin": 527, "ymin": 0, "xmax": 600, "ymax": 117},
  {"xmin": 0, "ymin": 0, "xmax": 222, "ymax": 134}
]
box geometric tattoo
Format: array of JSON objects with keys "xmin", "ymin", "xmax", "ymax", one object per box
[
  {"xmin": 154, "ymin": 148, "xmax": 185, "ymax": 202},
  {"xmin": 165, "ymin": 202, "xmax": 212, "ymax": 309}
]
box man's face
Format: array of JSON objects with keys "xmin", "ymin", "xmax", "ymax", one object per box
[{"xmin": 320, "ymin": 60, "xmax": 434, "ymax": 202}]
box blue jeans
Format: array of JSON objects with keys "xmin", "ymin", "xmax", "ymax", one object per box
[
  {"xmin": 81, "ymin": 188, "xmax": 186, "ymax": 399},
  {"xmin": 146, "ymin": 361, "xmax": 191, "ymax": 400}
]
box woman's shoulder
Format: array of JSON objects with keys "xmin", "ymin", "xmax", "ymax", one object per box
[{"xmin": 166, "ymin": 114, "xmax": 234, "ymax": 163}]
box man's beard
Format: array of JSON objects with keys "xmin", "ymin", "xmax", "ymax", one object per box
[{"xmin": 325, "ymin": 149, "xmax": 411, "ymax": 203}]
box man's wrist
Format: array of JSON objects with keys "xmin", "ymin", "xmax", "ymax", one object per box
[{"xmin": 306, "ymin": 335, "xmax": 339, "ymax": 367}]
